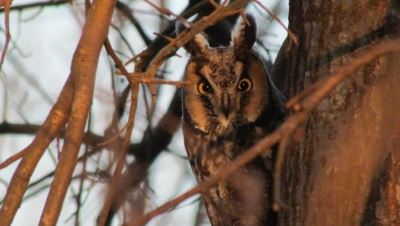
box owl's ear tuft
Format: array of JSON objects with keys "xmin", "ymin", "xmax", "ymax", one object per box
[
  {"xmin": 232, "ymin": 14, "xmax": 257, "ymax": 54},
  {"xmin": 176, "ymin": 21, "xmax": 209, "ymax": 57}
]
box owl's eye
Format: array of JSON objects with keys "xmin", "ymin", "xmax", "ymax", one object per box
[
  {"xmin": 237, "ymin": 78, "xmax": 252, "ymax": 91},
  {"xmin": 198, "ymin": 82, "xmax": 212, "ymax": 94}
]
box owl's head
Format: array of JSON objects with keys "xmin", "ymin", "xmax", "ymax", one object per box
[{"xmin": 181, "ymin": 15, "xmax": 270, "ymax": 137}]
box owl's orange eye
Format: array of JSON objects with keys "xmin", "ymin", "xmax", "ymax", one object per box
[
  {"xmin": 198, "ymin": 82, "xmax": 212, "ymax": 94},
  {"xmin": 237, "ymin": 78, "xmax": 252, "ymax": 91}
]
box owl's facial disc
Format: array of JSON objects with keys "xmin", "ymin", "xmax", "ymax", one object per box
[
  {"xmin": 184, "ymin": 49, "xmax": 268, "ymax": 136},
  {"xmin": 196, "ymin": 79, "xmax": 238, "ymax": 134},
  {"xmin": 199, "ymin": 61, "xmax": 244, "ymax": 134}
]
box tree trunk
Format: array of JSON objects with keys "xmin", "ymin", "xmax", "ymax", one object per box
[{"xmin": 278, "ymin": 1, "xmax": 400, "ymax": 225}]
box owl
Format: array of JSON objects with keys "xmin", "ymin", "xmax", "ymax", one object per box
[{"xmin": 180, "ymin": 14, "xmax": 285, "ymax": 226}]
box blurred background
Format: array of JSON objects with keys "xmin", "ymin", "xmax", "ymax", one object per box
[{"xmin": 0, "ymin": 0, "xmax": 288, "ymax": 225}]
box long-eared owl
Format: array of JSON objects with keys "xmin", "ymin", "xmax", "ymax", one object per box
[{"xmin": 180, "ymin": 14, "xmax": 285, "ymax": 226}]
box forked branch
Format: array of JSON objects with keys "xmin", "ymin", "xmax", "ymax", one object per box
[{"xmin": 38, "ymin": 0, "xmax": 117, "ymax": 225}]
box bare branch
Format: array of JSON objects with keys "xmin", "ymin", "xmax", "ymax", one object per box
[
  {"xmin": 252, "ymin": 0, "xmax": 298, "ymax": 46},
  {"xmin": 96, "ymin": 83, "xmax": 139, "ymax": 226},
  {"xmin": 0, "ymin": 0, "xmax": 70, "ymax": 13},
  {"xmin": 97, "ymin": 27, "xmax": 142, "ymax": 226},
  {"xmin": 144, "ymin": 0, "xmax": 178, "ymax": 17},
  {"xmin": 115, "ymin": 1, "xmax": 152, "ymax": 46},
  {"xmin": 127, "ymin": 75, "xmax": 191, "ymax": 87},
  {"xmin": 0, "ymin": 148, "xmax": 29, "ymax": 170},
  {"xmin": 0, "ymin": 0, "xmax": 11, "ymax": 68},
  {"xmin": 38, "ymin": 0, "xmax": 117, "ymax": 225},
  {"xmin": 0, "ymin": 75, "xmax": 73, "ymax": 226}
]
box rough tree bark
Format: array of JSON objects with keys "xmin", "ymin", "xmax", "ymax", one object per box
[{"xmin": 277, "ymin": 1, "xmax": 400, "ymax": 225}]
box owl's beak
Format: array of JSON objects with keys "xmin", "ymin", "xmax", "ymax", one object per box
[{"xmin": 221, "ymin": 93, "xmax": 231, "ymax": 118}]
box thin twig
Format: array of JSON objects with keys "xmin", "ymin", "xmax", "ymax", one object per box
[
  {"xmin": 253, "ymin": 0, "xmax": 298, "ymax": 46},
  {"xmin": 104, "ymin": 38, "xmax": 130, "ymax": 76},
  {"xmin": 0, "ymin": 148, "xmax": 30, "ymax": 169},
  {"xmin": 144, "ymin": 0, "xmax": 178, "ymax": 17},
  {"xmin": 110, "ymin": 24, "xmax": 136, "ymax": 56},
  {"xmin": 97, "ymin": 38, "xmax": 140, "ymax": 226},
  {"xmin": 0, "ymin": 0, "xmax": 70, "ymax": 12},
  {"xmin": 0, "ymin": 0, "xmax": 11, "ymax": 68},
  {"xmin": 96, "ymin": 123, "xmax": 127, "ymax": 147},
  {"xmin": 115, "ymin": 1, "xmax": 152, "ymax": 46},
  {"xmin": 130, "ymin": 76, "xmax": 191, "ymax": 87},
  {"xmin": 96, "ymin": 83, "xmax": 139, "ymax": 226}
]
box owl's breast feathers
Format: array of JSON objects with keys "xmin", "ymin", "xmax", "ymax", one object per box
[{"xmin": 182, "ymin": 118, "xmax": 277, "ymax": 226}]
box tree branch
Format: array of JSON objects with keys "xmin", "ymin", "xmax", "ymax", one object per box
[
  {"xmin": 115, "ymin": 1, "xmax": 152, "ymax": 46},
  {"xmin": 38, "ymin": 0, "xmax": 116, "ymax": 225},
  {"xmin": 0, "ymin": 0, "xmax": 70, "ymax": 13},
  {"xmin": 0, "ymin": 0, "xmax": 11, "ymax": 69},
  {"xmin": 0, "ymin": 75, "xmax": 73, "ymax": 226},
  {"xmin": 97, "ymin": 39, "xmax": 141, "ymax": 226}
]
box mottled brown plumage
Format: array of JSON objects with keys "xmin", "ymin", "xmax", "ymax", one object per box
[{"xmin": 180, "ymin": 14, "xmax": 285, "ymax": 226}]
